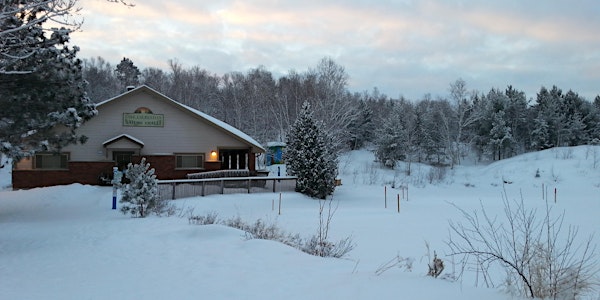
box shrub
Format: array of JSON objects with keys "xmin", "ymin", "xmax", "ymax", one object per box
[
  {"xmin": 447, "ymin": 192, "xmax": 598, "ymax": 299},
  {"xmin": 189, "ymin": 212, "xmax": 354, "ymax": 258},
  {"xmin": 119, "ymin": 158, "xmax": 170, "ymax": 217}
]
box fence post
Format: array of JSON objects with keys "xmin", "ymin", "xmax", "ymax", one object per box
[
  {"xmin": 273, "ymin": 179, "xmax": 277, "ymax": 193},
  {"xmin": 171, "ymin": 182, "xmax": 176, "ymax": 200},
  {"xmin": 220, "ymin": 179, "xmax": 224, "ymax": 194},
  {"xmin": 384, "ymin": 186, "xmax": 387, "ymax": 208},
  {"xmin": 247, "ymin": 178, "xmax": 251, "ymax": 194},
  {"xmin": 201, "ymin": 181, "xmax": 205, "ymax": 197}
]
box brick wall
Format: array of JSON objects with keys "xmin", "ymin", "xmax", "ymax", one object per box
[
  {"xmin": 12, "ymin": 161, "xmax": 115, "ymax": 189},
  {"xmin": 13, "ymin": 152, "xmax": 259, "ymax": 189}
]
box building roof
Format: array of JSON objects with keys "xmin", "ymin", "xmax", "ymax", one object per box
[
  {"xmin": 102, "ymin": 134, "xmax": 145, "ymax": 147},
  {"xmin": 266, "ymin": 141, "xmax": 286, "ymax": 147},
  {"xmin": 97, "ymin": 85, "xmax": 265, "ymax": 152}
]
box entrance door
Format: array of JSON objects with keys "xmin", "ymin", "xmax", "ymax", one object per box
[
  {"xmin": 220, "ymin": 149, "xmax": 248, "ymax": 170},
  {"xmin": 113, "ymin": 151, "xmax": 133, "ymax": 171}
]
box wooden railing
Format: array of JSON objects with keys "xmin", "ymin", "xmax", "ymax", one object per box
[{"xmin": 157, "ymin": 176, "xmax": 297, "ymax": 200}]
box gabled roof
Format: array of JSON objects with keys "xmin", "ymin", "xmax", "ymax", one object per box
[
  {"xmin": 97, "ymin": 85, "xmax": 265, "ymax": 152},
  {"xmin": 103, "ymin": 134, "xmax": 145, "ymax": 147}
]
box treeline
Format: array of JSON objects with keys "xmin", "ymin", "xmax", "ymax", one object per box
[
  {"xmin": 374, "ymin": 80, "xmax": 600, "ymax": 169},
  {"xmin": 83, "ymin": 57, "xmax": 600, "ymax": 166}
]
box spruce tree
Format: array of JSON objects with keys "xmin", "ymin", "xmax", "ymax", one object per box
[
  {"xmin": 374, "ymin": 107, "xmax": 407, "ymax": 168},
  {"xmin": 119, "ymin": 158, "xmax": 161, "ymax": 217},
  {"xmin": 285, "ymin": 102, "xmax": 338, "ymax": 199}
]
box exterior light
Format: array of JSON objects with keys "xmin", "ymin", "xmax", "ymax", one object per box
[{"xmin": 210, "ymin": 150, "xmax": 217, "ymax": 157}]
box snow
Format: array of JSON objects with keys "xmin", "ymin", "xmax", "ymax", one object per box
[
  {"xmin": 0, "ymin": 154, "xmax": 10, "ymax": 189},
  {"xmin": 1, "ymin": 146, "xmax": 599, "ymax": 300}
]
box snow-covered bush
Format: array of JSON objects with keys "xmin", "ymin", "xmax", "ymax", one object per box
[
  {"xmin": 285, "ymin": 101, "xmax": 338, "ymax": 199},
  {"xmin": 119, "ymin": 158, "xmax": 167, "ymax": 217}
]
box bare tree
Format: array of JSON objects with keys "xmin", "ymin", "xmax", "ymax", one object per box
[
  {"xmin": 448, "ymin": 79, "xmax": 480, "ymax": 166},
  {"xmin": 311, "ymin": 57, "xmax": 360, "ymax": 151},
  {"xmin": 447, "ymin": 192, "xmax": 598, "ymax": 299},
  {"xmin": 83, "ymin": 56, "xmax": 120, "ymax": 102}
]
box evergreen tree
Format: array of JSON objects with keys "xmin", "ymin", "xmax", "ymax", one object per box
[
  {"xmin": 285, "ymin": 102, "xmax": 338, "ymax": 199},
  {"xmin": 530, "ymin": 116, "xmax": 552, "ymax": 150},
  {"xmin": 504, "ymin": 86, "xmax": 529, "ymax": 153},
  {"xmin": 374, "ymin": 106, "xmax": 407, "ymax": 168},
  {"xmin": 487, "ymin": 111, "xmax": 514, "ymax": 160},
  {"xmin": 0, "ymin": 11, "xmax": 97, "ymax": 163},
  {"xmin": 115, "ymin": 57, "xmax": 141, "ymax": 89},
  {"xmin": 347, "ymin": 99, "xmax": 373, "ymax": 150},
  {"xmin": 119, "ymin": 158, "xmax": 161, "ymax": 217}
]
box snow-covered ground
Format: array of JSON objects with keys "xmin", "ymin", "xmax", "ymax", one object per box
[{"xmin": 1, "ymin": 146, "xmax": 599, "ymax": 300}]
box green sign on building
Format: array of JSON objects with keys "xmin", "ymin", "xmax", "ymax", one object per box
[{"xmin": 123, "ymin": 113, "xmax": 164, "ymax": 127}]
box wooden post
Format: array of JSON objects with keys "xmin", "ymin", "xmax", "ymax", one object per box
[
  {"xmin": 385, "ymin": 186, "xmax": 387, "ymax": 208},
  {"xmin": 272, "ymin": 179, "xmax": 277, "ymax": 193},
  {"xmin": 220, "ymin": 179, "xmax": 224, "ymax": 194},
  {"xmin": 397, "ymin": 194, "xmax": 400, "ymax": 213},
  {"xmin": 201, "ymin": 181, "xmax": 205, "ymax": 197},
  {"xmin": 554, "ymin": 188, "xmax": 557, "ymax": 203},
  {"xmin": 247, "ymin": 178, "xmax": 251, "ymax": 194},
  {"xmin": 278, "ymin": 193, "xmax": 282, "ymax": 215},
  {"xmin": 171, "ymin": 182, "xmax": 176, "ymax": 200}
]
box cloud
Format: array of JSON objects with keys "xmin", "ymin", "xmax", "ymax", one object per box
[{"xmin": 71, "ymin": 0, "xmax": 600, "ymax": 101}]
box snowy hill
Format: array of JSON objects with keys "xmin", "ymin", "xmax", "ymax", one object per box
[{"xmin": 1, "ymin": 146, "xmax": 598, "ymax": 299}]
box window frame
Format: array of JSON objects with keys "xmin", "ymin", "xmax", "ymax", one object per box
[
  {"xmin": 175, "ymin": 153, "xmax": 205, "ymax": 170},
  {"xmin": 34, "ymin": 152, "xmax": 69, "ymax": 170}
]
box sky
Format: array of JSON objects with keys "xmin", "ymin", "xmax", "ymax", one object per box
[{"xmin": 71, "ymin": 0, "xmax": 600, "ymax": 101}]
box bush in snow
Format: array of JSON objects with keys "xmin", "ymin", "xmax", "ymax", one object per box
[
  {"xmin": 285, "ymin": 101, "xmax": 338, "ymax": 199},
  {"xmin": 189, "ymin": 212, "xmax": 353, "ymax": 258},
  {"xmin": 188, "ymin": 211, "xmax": 219, "ymax": 225},
  {"xmin": 447, "ymin": 193, "xmax": 598, "ymax": 299},
  {"xmin": 119, "ymin": 158, "xmax": 168, "ymax": 217}
]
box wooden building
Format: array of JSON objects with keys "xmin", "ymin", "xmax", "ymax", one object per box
[{"xmin": 12, "ymin": 85, "xmax": 265, "ymax": 189}]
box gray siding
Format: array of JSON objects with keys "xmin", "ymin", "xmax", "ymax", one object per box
[{"xmin": 63, "ymin": 89, "xmax": 252, "ymax": 162}]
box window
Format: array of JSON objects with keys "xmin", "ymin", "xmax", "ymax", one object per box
[
  {"xmin": 176, "ymin": 154, "xmax": 204, "ymax": 169},
  {"xmin": 34, "ymin": 153, "xmax": 69, "ymax": 169}
]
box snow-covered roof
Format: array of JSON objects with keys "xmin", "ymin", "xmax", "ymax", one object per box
[
  {"xmin": 103, "ymin": 134, "xmax": 145, "ymax": 147},
  {"xmin": 266, "ymin": 141, "xmax": 286, "ymax": 147},
  {"xmin": 97, "ymin": 85, "xmax": 265, "ymax": 152}
]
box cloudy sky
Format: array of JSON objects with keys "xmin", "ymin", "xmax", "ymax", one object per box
[{"xmin": 72, "ymin": 0, "xmax": 600, "ymax": 101}]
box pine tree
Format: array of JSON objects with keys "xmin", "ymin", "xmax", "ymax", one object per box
[
  {"xmin": 285, "ymin": 102, "xmax": 338, "ymax": 199},
  {"xmin": 0, "ymin": 12, "xmax": 97, "ymax": 163},
  {"xmin": 115, "ymin": 57, "xmax": 141, "ymax": 89},
  {"xmin": 531, "ymin": 116, "xmax": 552, "ymax": 150},
  {"xmin": 487, "ymin": 111, "xmax": 514, "ymax": 160},
  {"xmin": 119, "ymin": 158, "xmax": 161, "ymax": 217},
  {"xmin": 374, "ymin": 106, "xmax": 407, "ymax": 168},
  {"xmin": 346, "ymin": 99, "xmax": 373, "ymax": 150}
]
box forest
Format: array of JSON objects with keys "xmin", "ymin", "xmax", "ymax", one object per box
[{"xmin": 85, "ymin": 56, "xmax": 600, "ymax": 168}]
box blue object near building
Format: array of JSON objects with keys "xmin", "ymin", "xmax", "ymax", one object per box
[{"xmin": 265, "ymin": 142, "xmax": 286, "ymax": 166}]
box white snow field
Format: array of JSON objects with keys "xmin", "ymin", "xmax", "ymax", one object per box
[{"xmin": 1, "ymin": 146, "xmax": 599, "ymax": 300}]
